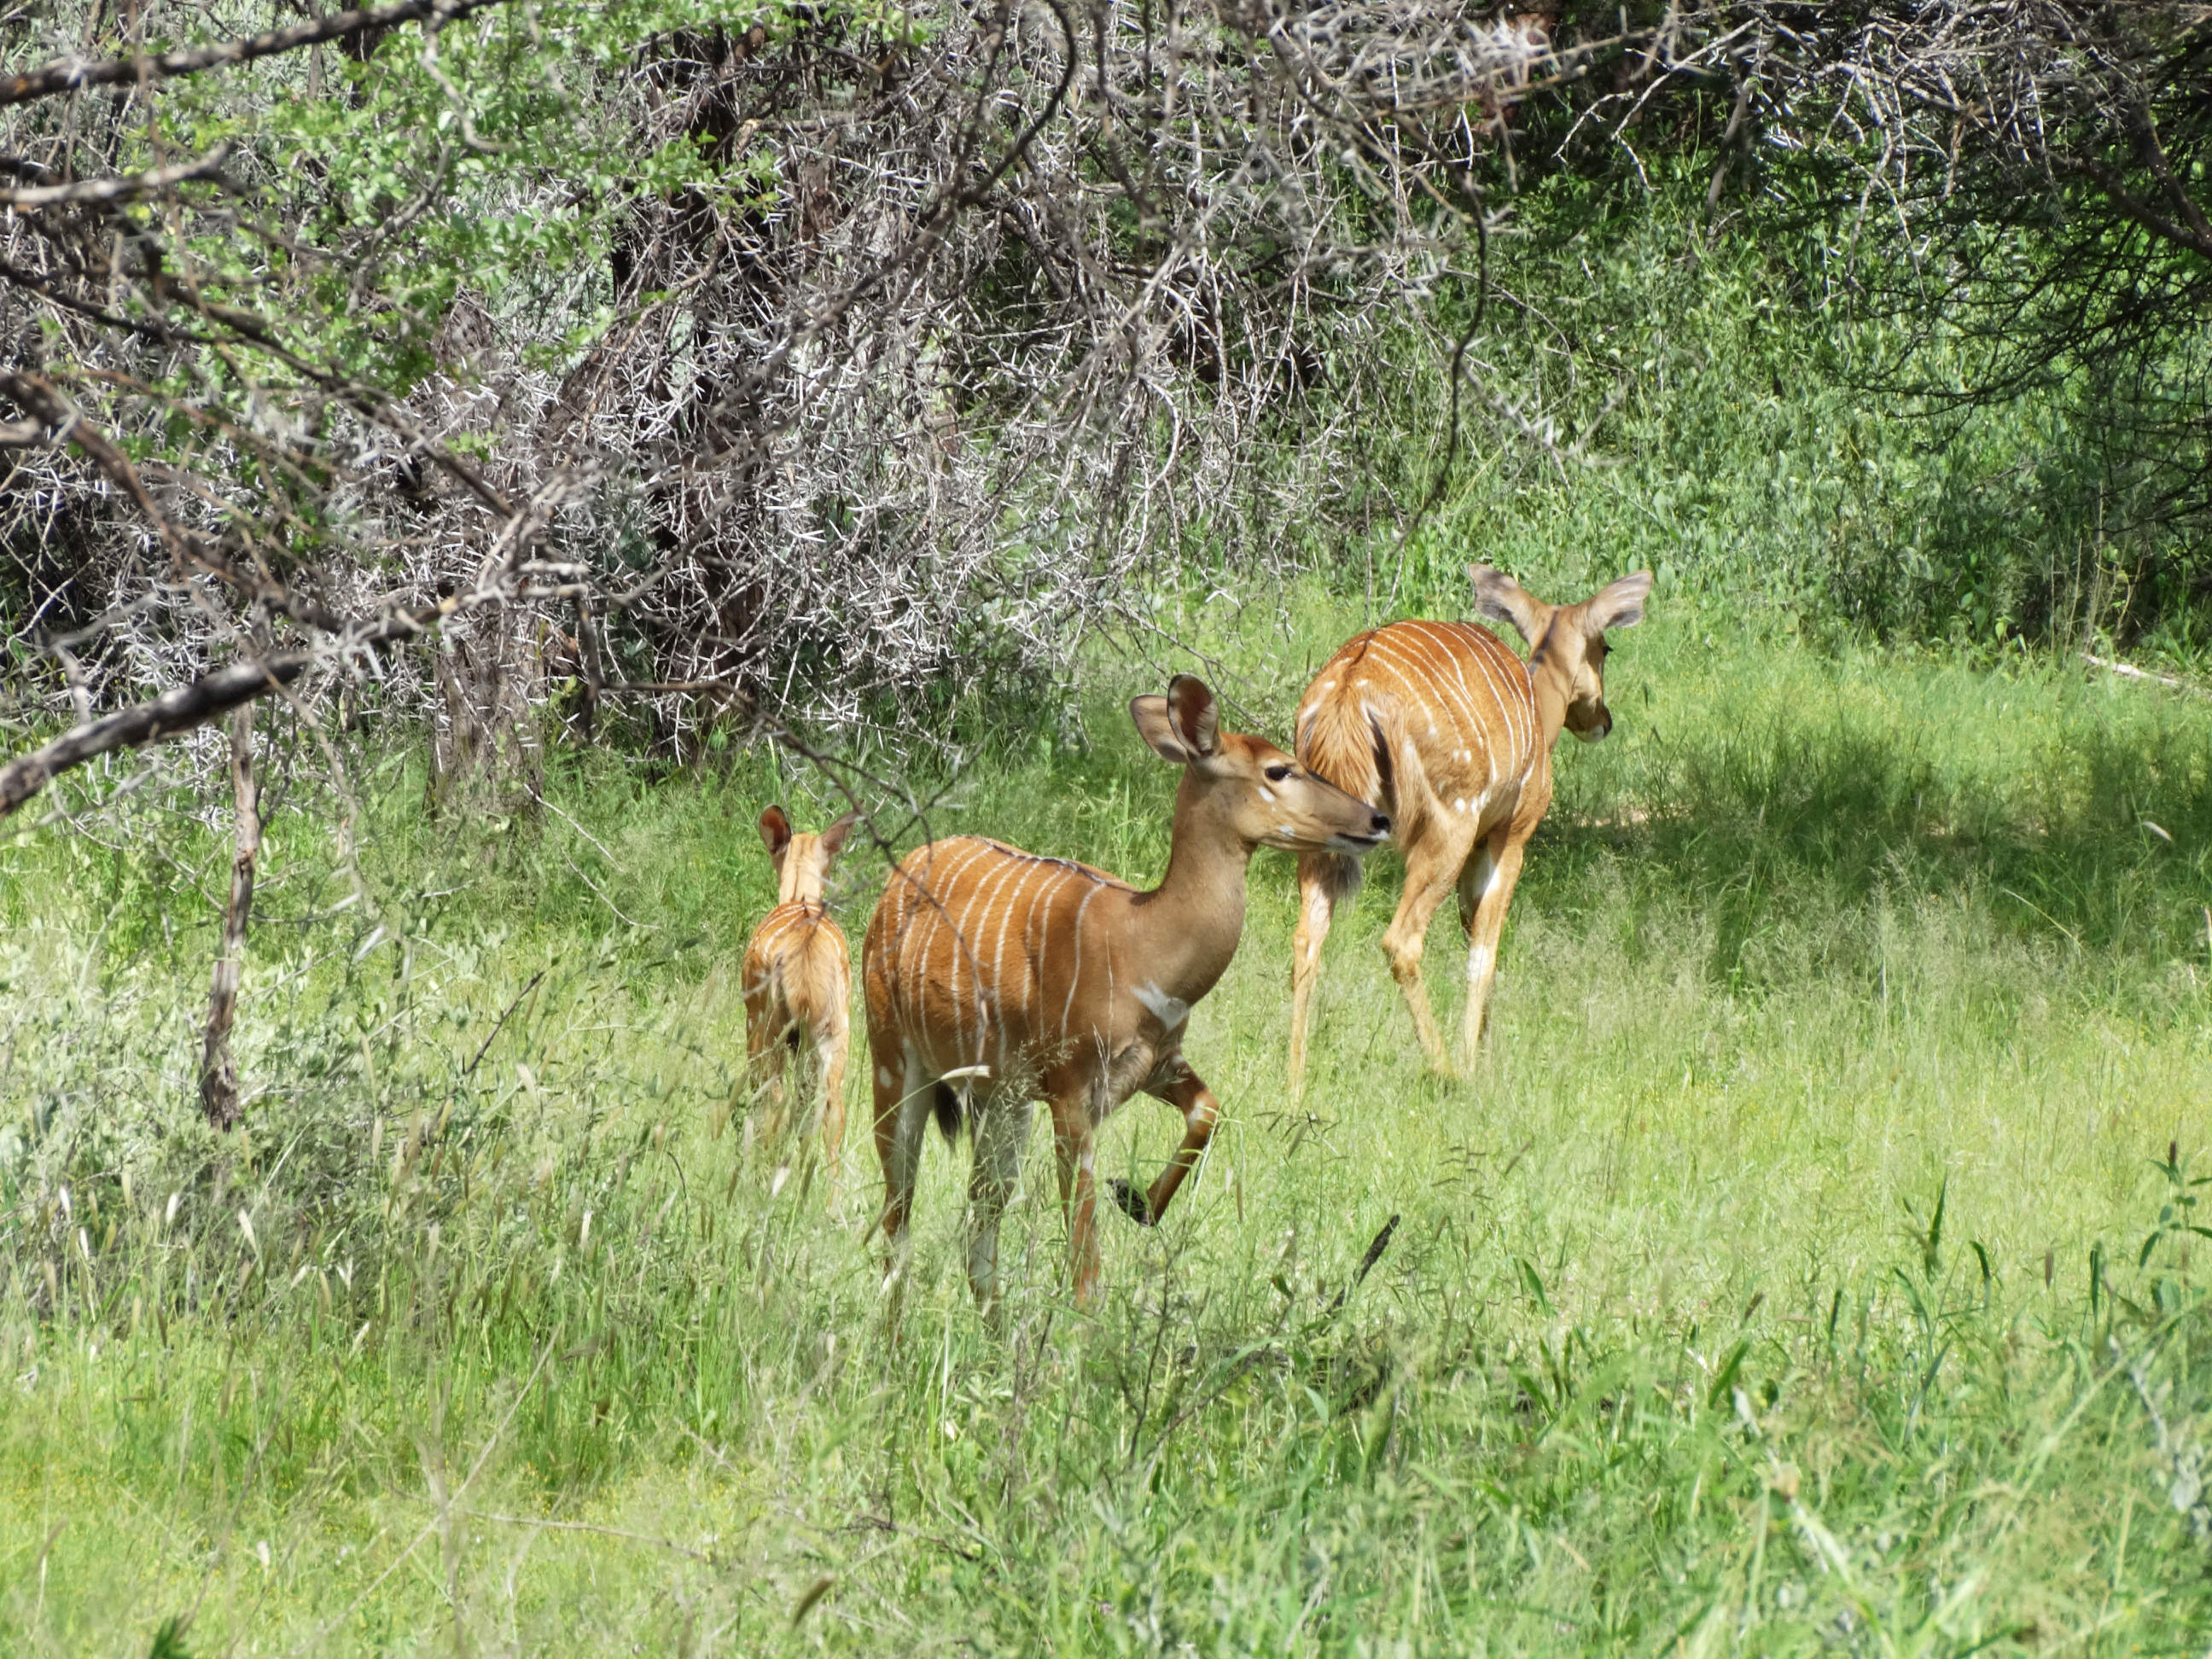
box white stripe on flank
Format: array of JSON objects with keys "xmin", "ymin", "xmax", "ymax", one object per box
[
  {"xmin": 1021, "ymin": 868, "xmax": 1056, "ymax": 1020},
  {"xmin": 1459, "ymin": 637, "xmax": 1512, "ymax": 748},
  {"xmin": 992, "ymin": 861, "xmax": 1048, "ymax": 1067},
  {"xmin": 1061, "ymin": 882, "xmax": 1103, "ymax": 1038},
  {"xmin": 988, "ymin": 858, "xmax": 1039, "ymax": 1023},
  {"xmin": 1495, "ymin": 629, "xmax": 1537, "ymax": 753},
  {"xmin": 1440, "ymin": 623, "xmax": 1510, "ymax": 741},
  {"xmin": 1453, "ymin": 626, "xmax": 1519, "ymax": 754},
  {"xmin": 919, "ymin": 840, "xmax": 992, "ymax": 1045},
  {"xmin": 1415, "ymin": 619, "xmax": 1486, "ymax": 738},
  {"xmin": 1402, "ymin": 624, "xmax": 1487, "ymax": 735},
  {"xmin": 1395, "ymin": 634, "xmax": 1490, "ymax": 787},
  {"xmin": 961, "ymin": 850, "xmax": 1027, "ymax": 1063},
  {"xmin": 1028, "ymin": 870, "xmax": 1063, "ymax": 1023},
  {"xmin": 1458, "ymin": 628, "xmax": 1530, "ymax": 777},
  {"xmin": 963, "ymin": 847, "xmax": 1020, "ymax": 987}
]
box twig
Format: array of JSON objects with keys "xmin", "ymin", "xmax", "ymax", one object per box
[
  {"xmin": 0, "ymin": 0, "xmax": 518, "ymax": 107},
  {"xmin": 462, "ymin": 969, "xmax": 544, "ymax": 1078},
  {"xmin": 2086, "ymin": 654, "xmax": 2209, "ymax": 698},
  {"xmin": 1325, "ymin": 1213, "xmax": 1400, "ymax": 1315}
]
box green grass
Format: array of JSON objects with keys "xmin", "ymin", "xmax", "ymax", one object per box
[{"xmin": 3, "ymin": 591, "xmax": 2211, "ymax": 1655}]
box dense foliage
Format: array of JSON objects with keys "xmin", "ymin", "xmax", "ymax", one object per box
[
  {"xmin": 0, "ymin": 0, "xmax": 1518, "ymax": 788},
  {"xmin": 6, "ymin": 0, "xmax": 2212, "ymax": 811}
]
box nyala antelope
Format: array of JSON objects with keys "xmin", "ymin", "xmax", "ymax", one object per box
[
  {"xmin": 862, "ymin": 676, "xmax": 1391, "ymax": 1311},
  {"xmin": 742, "ymin": 806, "xmax": 859, "ymax": 1177},
  {"xmin": 1289, "ymin": 566, "xmax": 1652, "ymax": 1088}
]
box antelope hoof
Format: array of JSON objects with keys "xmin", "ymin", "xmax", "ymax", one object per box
[{"xmin": 1106, "ymin": 1178, "xmax": 1155, "ymax": 1226}]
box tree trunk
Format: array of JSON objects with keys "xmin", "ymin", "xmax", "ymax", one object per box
[{"xmin": 199, "ymin": 702, "xmax": 260, "ymax": 1130}]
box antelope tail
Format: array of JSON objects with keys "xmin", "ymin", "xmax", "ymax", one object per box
[
  {"xmin": 1296, "ymin": 686, "xmax": 1414, "ymax": 899},
  {"xmin": 931, "ymin": 1081, "xmax": 963, "ymax": 1144}
]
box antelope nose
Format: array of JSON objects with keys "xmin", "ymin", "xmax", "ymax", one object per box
[{"xmin": 1370, "ymin": 811, "xmax": 1393, "ymax": 835}]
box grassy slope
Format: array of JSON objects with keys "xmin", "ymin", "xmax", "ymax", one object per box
[{"xmin": 3, "ymin": 591, "xmax": 2210, "ymax": 1655}]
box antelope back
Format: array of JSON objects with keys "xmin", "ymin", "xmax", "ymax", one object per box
[
  {"xmin": 745, "ymin": 900, "xmax": 848, "ymax": 1006},
  {"xmin": 747, "ymin": 805, "xmax": 859, "ymax": 1036},
  {"xmin": 864, "ymin": 835, "xmax": 1129, "ymax": 1086},
  {"xmin": 1295, "ymin": 620, "xmax": 1539, "ymax": 841}
]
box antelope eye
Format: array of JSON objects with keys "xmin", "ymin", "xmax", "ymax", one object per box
[{"xmin": 1265, "ymin": 765, "xmax": 1294, "ymax": 783}]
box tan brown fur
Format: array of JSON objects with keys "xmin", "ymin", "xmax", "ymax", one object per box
[
  {"xmin": 861, "ymin": 676, "xmax": 1390, "ymax": 1313},
  {"xmin": 742, "ymin": 806, "xmax": 858, "ymax": 1178},
  {"xmin": 1288, "ymin": 567, "xmax": 1651, "ymax": 1087}
]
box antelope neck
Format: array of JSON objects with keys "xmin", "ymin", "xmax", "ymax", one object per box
[
  {"xmin": 1527, "ymin": 621, "xmax": 1575, "ymax": 751},
  {"xmin": 1128, "ymin": 777, "xmax": 1253, "ymax": 1004}
]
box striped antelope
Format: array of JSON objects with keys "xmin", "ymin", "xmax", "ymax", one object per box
[
  {"xmin": 861, "ymin": 676, "xmax": 1391, "ymax": 1311},
  {"xmin": 742, "ymin": 806, "xmax": 859, "ymax": 1176},
  {"xmin": 1288, "ymin": 566, "xmax": 1651, "ymax": 1088}
]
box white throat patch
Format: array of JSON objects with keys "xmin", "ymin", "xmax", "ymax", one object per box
[{"xmin": 1132, "ymin": 981, "xmax": 1190, "ymax": 1030}]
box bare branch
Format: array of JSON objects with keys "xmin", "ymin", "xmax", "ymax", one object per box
[
  {"xmin": 0, "ymin": 145, "xmax": 232, "ymax": 208},
  {"xmin": 198, "ymin": 701, "xmax": 259, "ymax": 1130},
  {"xmin": 0, "ymin": 652, "xmax": 311, "ymax": 818},
  {"xmin": 0, "ymin": 0, "xmax": 517, "ymax": 108}
]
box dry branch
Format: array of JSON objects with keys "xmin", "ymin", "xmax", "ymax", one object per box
[
  {"xmin": 0, "ymin": 0, "xmax": 518, "ymax": 107},
  {"xmin": 0, "ymin": 654, "xmax": 309, "ymax": 817},
  {"xmin": 2085, "ymin": 653, "xmax": 2209, "ymax": 698},
  {"xmin": 0, "ymin": 146, "xmax": 232, "ymax": 207}
]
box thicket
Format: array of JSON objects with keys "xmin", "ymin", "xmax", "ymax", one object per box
[
  {"xmin": 0, "ymin": 0, "xmax": 1524, "ymax": 793},
  {"xmin": 1386, "ymin": 173, "xmax": 2186, "ymax": 658},
  {"xmin": 6, "ymin": 0, "xmax": 2212, "ymax": 818}
]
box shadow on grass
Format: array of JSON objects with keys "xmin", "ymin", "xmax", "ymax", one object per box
[{"xmin": 1524, "ymin": 707, "xmax": 2212, "ymax": 987}]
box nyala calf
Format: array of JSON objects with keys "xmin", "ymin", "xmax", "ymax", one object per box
[{"xmin": 741, "ymin": 806, "xmax": 859, "ymax": 1179}]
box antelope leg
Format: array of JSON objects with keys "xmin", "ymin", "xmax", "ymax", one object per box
[{"xmin": 1288, "ymin": 853, "xmax": 1337, "ymax": 1097}]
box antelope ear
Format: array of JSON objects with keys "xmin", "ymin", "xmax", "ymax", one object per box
[
  {"xmin": 1132, "ymin": 680, "xmax": 1220, "ymax": 763},
  {"xmin": 1166, "ymin": 675, "xmax": 1220, "ymax": 759},
  {"xmin": 757, "ymin": 805, "xmax": 792, "ymax": 865},
  {"xmin": 818, "ymin": 811, "xmax": 859, "ymax": 864},
  {"xmin": 1470, "ymin": 565, "xmax": 1546, "ymax": 644},
  {"xmin": 1129, "ymin": 696, "xmax": 1191, "ymax": 763},
  {"xmin": 1581, "ymin": 569, "xmax": 1653, "ymax": 636}
]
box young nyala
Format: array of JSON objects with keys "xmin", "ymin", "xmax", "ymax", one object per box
[{"xmin": 742, "ymin": 806, "xmax": 859, "ymax": 1182}]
